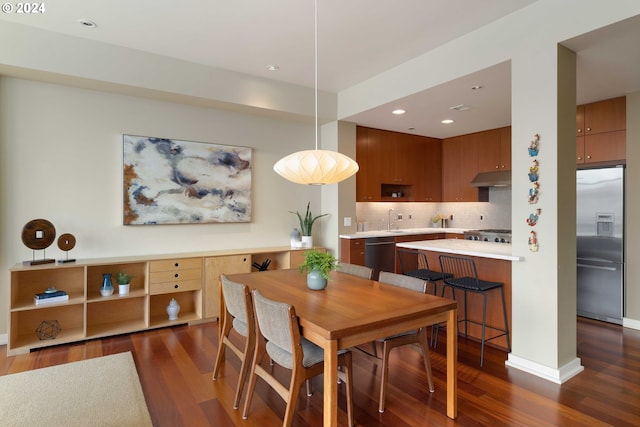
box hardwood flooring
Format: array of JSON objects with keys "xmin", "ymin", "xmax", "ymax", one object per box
[{"xmin": 1, "ymin": 317, "xmax": 639, "ymax": 426}]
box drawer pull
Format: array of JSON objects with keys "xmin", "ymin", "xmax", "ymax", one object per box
[
  {"xmin": 174, "ymin": 273, "xmax": 179, "ymax": 278},
  {"xmin": 174, "ymin": 262, "xmax": 179, "ymax": 267},
  {"xmin": 174, "ymin": 284, "xmax": 179, "ymax": 289}
]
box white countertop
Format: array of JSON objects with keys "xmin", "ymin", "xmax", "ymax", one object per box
[
  {"xmin": 397, "ymin": 239, "xmax": 523, "ymax": 262},
  {"xmin": 339, "ymin": 227, "xmax": 467, "ymax": 239}
]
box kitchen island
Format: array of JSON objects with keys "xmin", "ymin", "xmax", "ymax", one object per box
[{"xmin": 397, "ymin": 239, "xmax": 522, "ymax": 352}]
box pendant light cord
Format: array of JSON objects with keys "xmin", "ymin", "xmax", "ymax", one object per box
[{"xmin": 314, "ymin": 0, "xmax": 318, "ymax": 151}]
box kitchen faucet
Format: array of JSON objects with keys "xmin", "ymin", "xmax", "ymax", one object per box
[{"xmin": 387, "ymin": 208, "xmax": 395, "ymax": 231}]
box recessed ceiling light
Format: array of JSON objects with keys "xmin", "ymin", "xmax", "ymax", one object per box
[
  {"xmin": 471, "ymin": 85, "xmax": 483, "ymax": 90},
  {"xmin": 78, "ymin": 19, "xmax": 97, "ymax": 28},
  {"xmin": 441, "ymin": 119, "xmax": 454, "ymax": 124},
  {"xmin": 392, "ymin": 109, "xmax": 406, "ymax": 115},
  {"xmin": 267, "ymin": 65, "xmax": 279, "ymax": 71}
]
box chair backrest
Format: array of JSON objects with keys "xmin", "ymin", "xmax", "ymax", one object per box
[
  {"xmin": 397, "ymin": 249, "xmax": 431, "ymax": 275},
  {"xmin": 339, "ymin": 262, "xmax": 373, "ymax": 279},
  {"xmin": 221, "ymin": 274, "xmax": 251, "ymax": 323},
  {"xmin": 378, "ymin": 271, "xmax": 427, "ymax": 293},
  {"xmin": 438, "ymin": 255, "xmax": 481, "ymax": 290},
  {"xmin": 252, "ymin": 289, "xmax": 302, "ymax": 369}
]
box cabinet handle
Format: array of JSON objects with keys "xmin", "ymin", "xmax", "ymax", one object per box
[
  {"xmin": 174, "ymin": 262, "xmax": 179, "ymax": 267},
  {"xmin": 577, "ymin": 156, "xmax": 583, "ymax": 160},
  {"xmin": 174, "ymin": 284, "xmax": 179, "ymax": 289},
  {"xmin": 586, "ymin": 155, "xmax": 591, "ymax": 159},
  {"xmin": 586, "ymin": 127, "xmax": 591, "ymax": 131},
  {"xmin": 174, "ymin": 273, "xmax": 179, "ymax": 278},
  {"xmin": 577, "ymin": 128, "xmax": 582, "ymax": 133}
]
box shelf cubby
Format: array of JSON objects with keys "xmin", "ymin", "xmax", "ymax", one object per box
[
  {"xmin": 86, "ymin": 297, "xmax": 147, "ymax": 338},
  {"xmin": 10, "ymin": 303, "xmax": 85, "ymax": 353},
  {"xmin": 149, "ymin": 291, "xmax": 202, "ymax": 328}
]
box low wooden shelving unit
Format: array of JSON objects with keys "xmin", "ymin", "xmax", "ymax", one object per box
[{"xmin": 8, "ymin": 246, "xmax": 317, "ymax": 355}]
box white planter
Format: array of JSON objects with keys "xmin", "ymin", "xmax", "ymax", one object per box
[
  {"xmin": 301, "ymin": 235, "xmax": 313, "ymax": 248},
  {"xmin": 118, "ymin": 284, "xmax": 130, "ymax": 296}
]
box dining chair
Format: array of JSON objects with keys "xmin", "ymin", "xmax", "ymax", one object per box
[
  {"xmin": 243, "ymin": 289, "xmax": 354, "ymax": 427},
  {"xmin": 212, "ymin": 275, "xmax": 256, "ymax": 409},
  {"xmin": 338, "ymin": 262, "xmax": 373, "ymax": 279},
  {"xmin": 437, "ymin": 255, "xmax": 511, "ymax": 367},
  {"xmin": 364, "ymin": 271, "xmax": 435, "ymax": 413}
]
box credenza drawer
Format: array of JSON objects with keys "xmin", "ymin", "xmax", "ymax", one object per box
[
  {"xmin": 150, "ymin": 279, "xmax": 202, "ymax": 295},
  {"xmin": 149, "ymin": 258, "xmax": 202, "ymax": 272},
  {"xmin": 149, "ymin": 268, "xmax": 202, "ymax": 283}
]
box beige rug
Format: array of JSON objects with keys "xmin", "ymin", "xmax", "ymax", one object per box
[{"xmin": 0, "ymin": 352, "xmax": 152, "ymax": 426}]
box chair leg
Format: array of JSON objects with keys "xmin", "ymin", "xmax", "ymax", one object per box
[
  {"xmin": 500, "ymin": 287, "xmax": 512, "ymax": 352},
  {"xmin": 417, "ymin": 328, "xmax": 435, "ymax": 392},
  {"xmin": 212, "ymin": 316, "xmax": 232, "ymax": 380},
  {"xmin": 242, "ymin": 340, "xmax": 264, "ymax": 420},
  {"xmin": 233, "ymin": 333, "xmax": 255, "ymax": 409},
  {"xmin": 284, "ymin": 368, "xmax": 306, "ymax": 427},
  {"xmin": 338, "ymin": 352, "xmax": 354, "ymax": 427},
  {"xmin": 379, "ymin": 341, "xmax": 392, "ymax": 413},
  {"xmin": 480, "ymin": 292, "xmax": 487, "ymax": 367},
  {"xmin": 463, "ymin": 290, "xmax": 469, "ymax": 339},
  {"xmin": 306, "ymin": 379, "xmax": 312, "ymax": 396}
]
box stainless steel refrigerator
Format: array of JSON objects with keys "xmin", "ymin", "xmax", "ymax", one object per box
[{"xmin": 576, "ymin": 166, "xmax": 625, "ymax": 324}]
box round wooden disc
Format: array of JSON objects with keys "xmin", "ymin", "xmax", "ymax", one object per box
[
  {"xmin": 57, "ymin": 233, "xmax": 76, "ymax": 251},
  {"xmin": 21, "ymin": 219, "xmax": 56, "ymax": 250}
]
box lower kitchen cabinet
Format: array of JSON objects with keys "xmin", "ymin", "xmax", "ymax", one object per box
[{"xmin": 8, "ymin": 246, "xmax": 319, "ymax": 356}]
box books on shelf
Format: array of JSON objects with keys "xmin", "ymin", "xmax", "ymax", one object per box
[{"xmin": 34, "ymin": 290, "xmax": 69, "ymax": 305}]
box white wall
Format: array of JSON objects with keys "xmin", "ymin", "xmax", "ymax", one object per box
[{"xmin": 0, "ymin": 77, "xmax": 327, "ymax": 335}]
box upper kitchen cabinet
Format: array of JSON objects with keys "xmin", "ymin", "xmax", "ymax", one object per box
[
  {"xmin": 442, "ymin": 132, "xmax": 482, "ymax": 202},
  {"xmin": 356, "ymin": 126, "xmax": 382, "ymax": 201},
  {"xmin": 477, "ymin": 127, "xmax": 511, "ymax": 172},
  {"xmin": 412, "ymin": 134, "xmax": 442, "ymax": 202},
  {"xmin": 576, "ymin": 96, "xmax": 626, "ymax": 165}
]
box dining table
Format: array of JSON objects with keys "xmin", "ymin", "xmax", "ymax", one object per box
[{"xmin": 226, "ymin": 268, "xmax": 458, "ymax": 426}]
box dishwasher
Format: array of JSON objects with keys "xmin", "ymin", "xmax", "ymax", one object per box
[{"xmin": 364, "ymin": 237, "xmax": 396, "ymax": 280}]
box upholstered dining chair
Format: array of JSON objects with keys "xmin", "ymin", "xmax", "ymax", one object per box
[
  {"xmin": 212, "ymin": 275, "xmax": 256, "ymax": 410},
  {"xmin": 243, "ymin": 289, "xmax": 354, "ymax": 427},
  {"xmin": 364, "ymin": 271, "xmax": 435, "ymax": 413},
  {"xmin": 338, "ymin": 262, "xmax": 373, "ymax": 279}
]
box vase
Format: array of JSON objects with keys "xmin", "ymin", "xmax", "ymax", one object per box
[
  {"xmin": 307, "ymin": 270, "xmax": 327, "ymax": 290},
  {"xmin": 100, "ymin": 273, "xmax": 114, "ymax": 296},
  {"xmin": 301, "ymin": 235, "xmax": 313, "ymax": 248},
  {"xmin": 167, "ymin": 298, "xmax": 180, "ymax": 320},
  {"xmin": 290, "ymin": 228, "xmax": 302, "ymax": 248},
  {"xmin": 118, "ymin": 283, "xmax": 130, "ymax": 296}
]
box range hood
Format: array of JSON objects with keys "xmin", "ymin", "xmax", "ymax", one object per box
[{"xmin": 470, "ymin": 170, "xmax": 511, "ymax": 187}]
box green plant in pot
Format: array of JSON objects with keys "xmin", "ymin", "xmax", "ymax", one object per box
[
  {"xmin": 116, "ymin": 272, "xmax": 133, "ymax": 295},
  {"xmin": 290, "ymin": 202, "xmax": 327, "ymax": 248},
  {"xmin": 299, "ymin": 250, "xmax": 338, "ymax": 290}
]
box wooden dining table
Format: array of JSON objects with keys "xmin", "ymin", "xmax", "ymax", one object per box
[{"xmin": 227, "ymin": 268, "xmax": 458, "ymax": 426}]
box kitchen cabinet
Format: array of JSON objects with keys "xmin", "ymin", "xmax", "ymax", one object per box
[
  {"xmin": 340, "ymin": 238, "xmax": 366, "ymax": 265},
  {"xmin": 356, "ymin": 126, "xmax": 382, "ymax": 201},
  {"xmin": 204, "ymin": 254, "xmax": 250, "ymax": 319},
  {"xmin": 477, "ymin": 127, "xmax": 511, "ymax": 172},
  {"xmin": 442, "ymin": 133, "xmax": 481, "ymax": 202},
  {"xmin": 576, "ymin": 96, "xmax": 626, "ymax": 136},
  {"xmin": 413, "ymin": 135, "xmax": 442, "ymax": 201},
  {"xmin": 575, "ymin": 96, "xmax": 626, "ymax": 165}
]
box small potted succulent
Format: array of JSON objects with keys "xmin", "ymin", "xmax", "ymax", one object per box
[
  {"xmin": 117, "ymin": 272, "xmax": 133, "ymax": 296},
  {"xmin": 298, "ymin": 250, "xmax": 338, "ymax": 290}
]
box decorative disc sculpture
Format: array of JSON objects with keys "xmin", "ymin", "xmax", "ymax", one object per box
[
  {"xmin": 21, "ymin": 219, "xmax": 56, "ymax": 265},
  {"xmin": 57, "ymin": 233, "xmax": 77, "ymax": 264}
]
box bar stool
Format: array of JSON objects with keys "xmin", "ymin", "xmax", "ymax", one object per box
[
  {"xmin": 437, "ymin": 255, "xmax": 511, "ymax": 366},
  {"xmin": 397, "ymin": 249, "xmax": 451, "ymax": 295}
]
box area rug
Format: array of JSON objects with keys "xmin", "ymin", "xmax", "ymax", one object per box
[{"xmin": 0, "ymin": 352, "xmax": 152, "ymax": 426}]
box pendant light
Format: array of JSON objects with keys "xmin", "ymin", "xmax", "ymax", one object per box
[{"xmin": 273, "ymin": 0, "xmax": 359, "ymax": 185}]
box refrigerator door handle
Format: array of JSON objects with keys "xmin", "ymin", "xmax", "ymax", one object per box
[{"xmin": 577, "ymin": 263, "xmax": 618, "ymax": 272}]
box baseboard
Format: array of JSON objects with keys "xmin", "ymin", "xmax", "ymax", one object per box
[
  {"xmin": 505, "ymin": 354, "xmax": 584, "ymax": 384},
  {"xmin": 623, "ymin": 317, "xmax": 640, "ymax": 330},
  {"xmin": 0, "ymin": 334, "xmax": 7, "ymax": 346}
]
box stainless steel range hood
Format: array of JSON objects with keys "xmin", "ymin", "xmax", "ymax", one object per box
[{"xmin": 470, "ymin": 170, "xmax": 511, "ymax": 187}]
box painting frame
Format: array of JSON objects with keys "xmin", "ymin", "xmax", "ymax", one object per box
[{"xmin": 123, "ymin": 134, "xmax": 252, "ymax": 225}]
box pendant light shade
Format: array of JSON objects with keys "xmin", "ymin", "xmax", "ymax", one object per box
[
  {"xmin": 274, "ymin": 149, "xmax": 359, "ymax": 185},
  {"xmin": 273, "ymin": 0, "xmax": 359, "ymax": 185}
]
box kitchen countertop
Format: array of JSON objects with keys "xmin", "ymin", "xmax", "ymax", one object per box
[
  {"xmin": 397, "ymin": 239, "xmax": 523, "ymax": 262},
  {"xmin": 339, "ymin": 227, "xmax": 467, "ymax": 239}
]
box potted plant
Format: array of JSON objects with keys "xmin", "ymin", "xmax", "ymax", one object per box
[
  {"xmin": 117, "ymin": 271, "xmax": 133, "ymax": 295},
  {"xmin": 298, "ymin": 250, "xmax": 338, "ymax": 290},
  {"xmin": 290, "ymin": 202, "xmax": 328, "ymax": 248}
]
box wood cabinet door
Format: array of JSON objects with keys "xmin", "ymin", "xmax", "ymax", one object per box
[
  {"xmin": 477, "ymin": 128, "xmax": 502, "ymax": 172},
  {"xmin": 584, "ymin": 96, "xmax": 626, "ymax": 134},
  {"xmin": 204, "ymin": 254, "xmax": 250, "ymax": 319},
  {"xmin": 500, "ymin": 126, "xmax": 512, "ymax": 170},
  {"xmin": 356, "ymin": 127, "xmax": 383, "ymax": 201},
  {"xmin": 355, "ymin": 126, "xmax": 369, "ymax": 201},
  {"xmin": 584, "ymin": 130, "xmax": 626, "ymax": 164},
  {"xmin": 576, "ymin": 105, "xmax": 585, "ymax": 136},
  {"xmin": 417, "ymin": 136, "xmax": 442, "ymax": 201},
  {"xmin": 460, "ymin": 132, "xmax": 480, "ymax": 201},
  {"xmin": 576, "ymin": 136, "xmax": 585, "ymax": 164}
]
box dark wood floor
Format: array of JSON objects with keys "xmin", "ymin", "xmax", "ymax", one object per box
[{"xmin": 2, "ymin": 317, "xmax": 639, "ymax": 426}]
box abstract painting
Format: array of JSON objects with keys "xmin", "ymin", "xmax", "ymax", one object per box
[{"xmin": 123, "ymin": 135, "xmax": 252, "ymax": 224}]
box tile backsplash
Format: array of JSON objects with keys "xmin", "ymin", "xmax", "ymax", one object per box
[{"xmin": 356, "ymin": 187, "xmax": 511, "ymax": 231}]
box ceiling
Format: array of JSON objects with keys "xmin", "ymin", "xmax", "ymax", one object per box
[{"xmin": 1, "ymin": 0, "xmax": 639, "ymax": 138}]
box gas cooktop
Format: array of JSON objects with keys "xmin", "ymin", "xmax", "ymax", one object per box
[{"xmin": 464, "ymin": 229, "xmax": 512, "ymax": 243}]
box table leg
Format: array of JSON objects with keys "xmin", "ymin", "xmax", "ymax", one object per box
[
  {"xmin": 323, "ymin": 339, "xmax": 338, "ymax": 427},
  {"xmin": 446, "ymin": 307, "xmax": 458, "ymax": 419}
]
